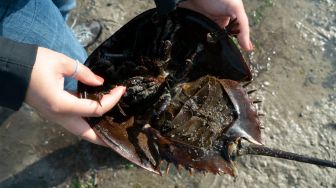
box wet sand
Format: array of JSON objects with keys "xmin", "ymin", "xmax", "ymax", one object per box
[{"xmin": 0, "ymin": 0, "xmax": 335, "ymax": 187}]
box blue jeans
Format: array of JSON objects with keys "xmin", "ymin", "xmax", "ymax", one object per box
[{"xmin": 0, "ymin": 0, "xmax": 87, "ymax": 91}]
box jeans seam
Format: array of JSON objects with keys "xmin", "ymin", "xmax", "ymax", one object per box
[{"xmin": 21, "ymin": 0, "xmax": 38, "ymax": 42}]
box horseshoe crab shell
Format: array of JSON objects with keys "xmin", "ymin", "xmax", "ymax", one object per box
[
  {"xmin": 78, "ymin": 8, "xmax": 336, "ymax": 176},
  {"xmin": 78, "ymin": 7, "xmax": 256, "ymax": 175}
]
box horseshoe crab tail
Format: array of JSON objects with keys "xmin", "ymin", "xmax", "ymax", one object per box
[{"xmin": 236, "ymin": 143, "xmax": 336, "ymax": 168}]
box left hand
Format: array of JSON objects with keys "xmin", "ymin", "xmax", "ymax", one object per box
[{"xmin": 25, "ymin": 47, "xmax": 126, "ymax": 146}]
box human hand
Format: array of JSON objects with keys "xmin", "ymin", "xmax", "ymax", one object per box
[
  {"xmin": 179, "ymin": 0, "xmax": 253, "ymax": 51},
  {"xmin": 25, "ymin": 47, "xmax": 126, "ymax": 146}
]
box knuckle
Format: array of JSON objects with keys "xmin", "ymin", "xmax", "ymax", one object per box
[
  {"xmin": 93, "ymin": 109, "xmax": 104, "ymax": 117},
  {"xmin": 49, "ymin": 103, "xmax": 62, "ymax": 113}
]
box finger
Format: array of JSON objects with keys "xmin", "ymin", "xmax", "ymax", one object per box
[
  {"xmin": 57, "ymin": 86, "xmax": 126, "ymax": 116},
  {"xmin": 58, "ymin": 115, "xmax": 107, "ymax": 146},
  {"xmin": 81, "ymin": 125, "xmax": 108, "ymax": 147},
  {"xmin": 231, "ymin": 6, "xmax": 252, "ymax": 51},
  {"xmin": 74, "ymin": 63, "xmax": 105, "ymax": 86},
  {"xmin": 62, "ymin": 59, "xmax": 104, "ymax": 86},
  {"xmin": 213, "ymin": 16, "xmax": 230, "ymax": 28}
]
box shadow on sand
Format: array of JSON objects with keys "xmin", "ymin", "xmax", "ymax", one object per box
[{"xmin": 0, "ymin": 141, "xmax": 128, "ymax": 188}]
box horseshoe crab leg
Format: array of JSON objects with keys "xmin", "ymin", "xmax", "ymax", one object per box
[
  {"xmin": 103, "ymin": 53, "xmax": 129, "ymax": 58},
  {"xmin": 236, "ymin": 142, "xmax": 336, "ymax": 168}
]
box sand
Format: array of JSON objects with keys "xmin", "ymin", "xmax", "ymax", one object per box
[{"xmin": 0, "ymin": 0, "xmax": 335, "ymax": 187}]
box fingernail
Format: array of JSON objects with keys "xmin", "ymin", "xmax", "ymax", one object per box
[
  {"xmin": 120, "ymin": 86, "xmax": 127, "ymax": 93},
  {"xmin": 95, "ymin": 75, "xmax": 104, "ymax": 84},
  {"xmin": 110, "ymin": 86, "xmax": 126, "ymax": 94},
  {"xmin": 248, "ymin": 41, "xmax": 254, "ymax": 51}
]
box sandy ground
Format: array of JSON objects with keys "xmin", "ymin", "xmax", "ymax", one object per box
[{"xmin": 0, "ymin": 0, "xmax": 335, "ymax": 187}]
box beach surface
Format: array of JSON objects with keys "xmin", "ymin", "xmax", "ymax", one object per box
[{"xmin": 0, "ymin": 0, "xmax": 335, "ymax": 187}]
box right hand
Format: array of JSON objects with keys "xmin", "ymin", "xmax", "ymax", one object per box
[{"xmin": 179, "ymin": 0, "xmax": 253, "ymax": 51}]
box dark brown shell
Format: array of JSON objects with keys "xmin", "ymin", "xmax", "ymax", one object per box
[{"xmin": 78, "ymin": 8, "xmax": 261, "ymax": 175}]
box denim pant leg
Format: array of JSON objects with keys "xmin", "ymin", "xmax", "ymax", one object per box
[
  {"xmin": 0, "ymin": 0, "xmax": 87, "ymax": 91},
  {"xmin": 52, "ymin": 0, "xmax": 76, "ymax": 20}
]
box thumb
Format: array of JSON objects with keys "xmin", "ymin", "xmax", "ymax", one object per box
[{"xmin": 58, "ymin": 85, "xmax": 126, "ymax": 117}]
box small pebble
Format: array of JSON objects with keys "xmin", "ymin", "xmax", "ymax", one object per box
[{"xmin": 264, "ymin": 81, "xmax": 270, "ymax": 86}]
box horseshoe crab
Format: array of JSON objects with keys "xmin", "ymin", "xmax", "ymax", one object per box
[{"xmin": 78, "ymin": 8, "xmax": 336, "ymax": 176}]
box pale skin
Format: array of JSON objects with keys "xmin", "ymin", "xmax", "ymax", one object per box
[
  {"xmin": 25, "ymin": 47, "xmax": 126, "ymax": 146},
  {"xmin": 179, "ymin": 0, "xmax": 253, "ymax": 51},
  {"xmin": 24, "ymin": 0, "xmax": 252, "ymax": 146}
]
